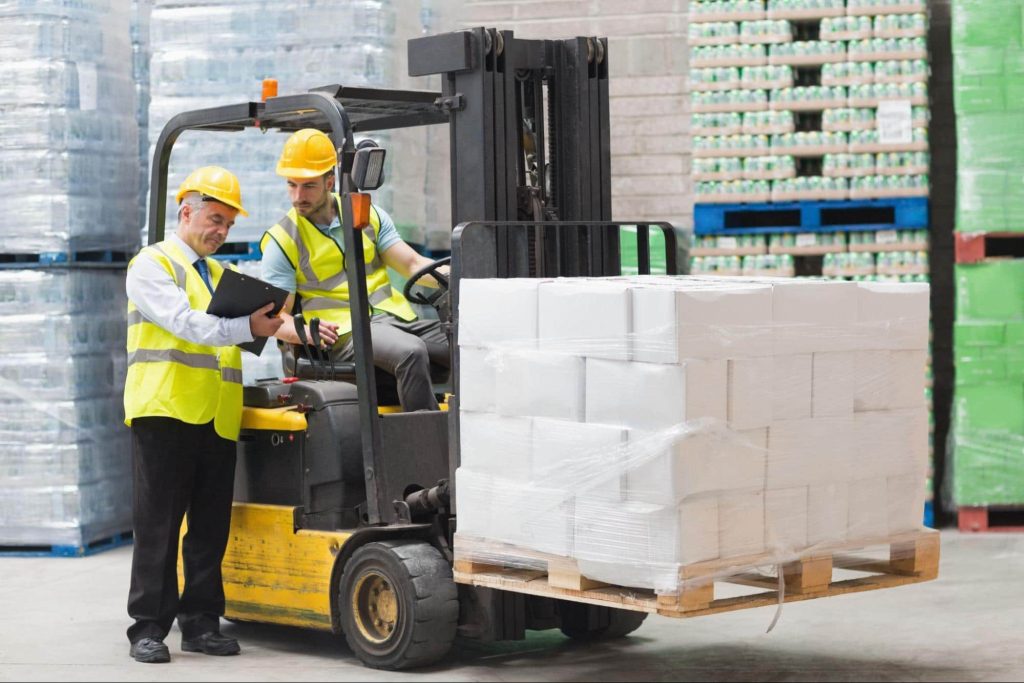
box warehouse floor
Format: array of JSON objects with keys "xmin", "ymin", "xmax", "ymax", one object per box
[{"xmin": 0, "ymin": 530, "xmax": 1020, "ymax": 682}]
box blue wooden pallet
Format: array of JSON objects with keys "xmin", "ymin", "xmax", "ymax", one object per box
[
  {"xmin": 0, "ymin": 531, "xmax": 133, "ymax": 558},
  {"xmin": 694, "ymin": 198, "xmax": 929, "ymax": 235},
  {"xmin": 0, "ymin": 250, "xmax": 132, "ymax": 269}
]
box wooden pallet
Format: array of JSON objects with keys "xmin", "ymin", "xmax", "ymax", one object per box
[
  {"xmin": 454, "ymin": 530, "xmax": 939, "ymax": 619},
  {"xmin": 958, "ymin": 506, "xmax": 1024, "ymax": 533},
  {"xmin": 954, "ymin": 231, "xmax": 1024, "ymax": 264}
]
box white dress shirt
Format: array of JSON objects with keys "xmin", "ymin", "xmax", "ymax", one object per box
[{"xmin": 126, "ymin": 233, "xmax": 254, "ymax": 347}]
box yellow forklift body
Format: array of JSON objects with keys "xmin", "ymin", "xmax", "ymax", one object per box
[
  {"xmin": 240, "ymin": 406, "xmax": 307, "ymax": 431},
  {"xmin": 179, "ymin": 503, "xmax": 349, "ymax": 630}
]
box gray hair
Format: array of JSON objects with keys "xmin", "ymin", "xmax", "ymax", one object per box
[{"xmin": 177, "ymin": 192, "xmax": 204, "ymax": 222}]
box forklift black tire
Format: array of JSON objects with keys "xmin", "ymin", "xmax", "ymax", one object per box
[
  {"xmin": 557, "ymin": 602, "xmax": 648, "ymax": 641},
  {"xmin": 338, "ymin": 540, "xmax": 458, "ymax": 670}
]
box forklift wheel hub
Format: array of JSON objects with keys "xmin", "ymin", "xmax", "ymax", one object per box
[{"xmin": 351, "ymin": 571, "xmax": 399, "ymax": 644}]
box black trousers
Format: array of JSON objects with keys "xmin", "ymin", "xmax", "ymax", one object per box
[
  {"xmin": 127, "ymin": 417, "xmax": 236, "ymax": 643},
  {"xmin": 333, "ymin": 314, "xmax": 449, "ymax": 411},
  {"xmin": 284, "ymin": 313, "xmax": 450, "ymax": 411}
]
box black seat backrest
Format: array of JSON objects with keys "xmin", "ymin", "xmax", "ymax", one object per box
[{"xmin": 291, "ymin": 358, "xmax": 451, "ymax": 407}]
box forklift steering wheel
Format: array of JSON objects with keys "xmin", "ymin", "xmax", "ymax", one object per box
[{"xmin": 402, "ymin": 256, "xmax": 451, "ymax": 307}]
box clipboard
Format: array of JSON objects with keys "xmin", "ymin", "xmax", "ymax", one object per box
[{"xmin": 207, "ymin": 269, "xmax": 289, "ymax": 355}]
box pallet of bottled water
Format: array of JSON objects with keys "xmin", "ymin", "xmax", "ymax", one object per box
[
  {"xmin": 0, "ymin": 269, "xmax": 132, "ymax": 549},
  {"xmin": 0, "ymin": 0, "xmax": 139, "ymax": 255}
]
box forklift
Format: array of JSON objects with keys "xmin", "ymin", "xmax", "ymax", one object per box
[{"xmin": 150, "ymin": 28, "xmax": 678, "ymax": 670}]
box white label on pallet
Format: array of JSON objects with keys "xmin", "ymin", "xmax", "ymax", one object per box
[
  {"xmin": 877, "ymin": 100, "xmax": 912, "ymax": 144},
  {"xmin": 877, "ymin": 230, "xmax": 899, "ymax": 244},
  {"xmin": 795, "ymin": 233, "xmax": 817, "ymax": 248},
  {"xmin": 718, "ymin": 236, "xmax": 738, "ymax": 250}
]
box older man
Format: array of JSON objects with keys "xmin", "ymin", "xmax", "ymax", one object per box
[{"xmin": 123, "ymin": 166, "xmax": 282, "ymax": 663}]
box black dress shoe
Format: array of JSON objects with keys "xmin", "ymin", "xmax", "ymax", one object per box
[
  {"xmin": 130, "ymin": 637, "xmax": 170, "ymax": 663},
  {"xmin": 181, "ymin": 631, "xmax": 240, "ymax": 656}
]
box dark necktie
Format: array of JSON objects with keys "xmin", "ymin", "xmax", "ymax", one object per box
[{"xmin": 194, "ymin": 258, "xmax": 214, "ymax": 294}]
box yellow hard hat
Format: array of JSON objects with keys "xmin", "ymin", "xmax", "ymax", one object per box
[
  {"xmin": 175, "ymin": 166, "xmax": 248, "ymax": 216},
  {"xmin": 276, "ymin": 128, "xmax": 337, "ymax": 178}
]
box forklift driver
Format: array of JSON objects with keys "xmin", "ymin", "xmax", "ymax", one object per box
[{"xmin": 260, "ymin": 128, "xmax": 449, "ymax": 412}]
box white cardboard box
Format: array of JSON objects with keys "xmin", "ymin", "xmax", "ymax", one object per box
[
  {"xmin": 728, "ymin": 358, "xmax": 773, "ymax": 429},
  {"xmin": 453, "ymin": 468, "xmax": 494, "ymax": 540},
  {"xmin": 574, "ymin": 498, "xmax": 719, "ymax": 569},
  {"xmin": 459, "ymin": 412, "xmax": 533, "ymax": 480},
  {"xmin": 772, "ymin": 280, "xmax": 860, "ymax": 354},
  {"xmin": 808, "ymin": 482, "xmax": 849, "ymax": 546},
  {"xmin": 765, "ymin": 486, "xmax": 809, "ymax": 553},
  {"xmin": 719, "ymin": 489, "xmax": 765, "ymax": 558},
  {"xmin": 585, "ymin": 357, "xmax": 727, "ymax": 431},
  {"xmin": 496, "ymin": 350, "xmax": 585, "ymax": 421},
  {"xmin": 631, "ymin": 281, "xmax": 773, "ymax": 361},
  {"xmin": 538, "ymin": 279, "xmax": 632, "ymax": 361},
  {"xmin": 854, "ymin": 408, "xmax": 929, "ymax": 479},
  {"xmin": 532, "ymin": 418, "xmax": 628, "ymax": 501},
  {"xmin": 853, "ymin": 349, "xmax": 890, "ymax": 412},
  {"xmin": 625, "ymin": 427, "xmax": 767, "ymax": 505},
  {"xmin": 855, "ymin": 350, "xmax": 927, "ymax": 412},
  {"xmin": 889, "ymin": 350, "xmax": 928, "ymax": 409},
  {"xmin": 772, "ymin": 354, "xmax": 812, "ymax": 421},
  {"xmin": 848, "ymin": 477, "xmax": 889, "ymax": 540},
  {"xmin": 458, "ymin": 278, "xmax": 542, "ymax": 348},
  {"xmin": 856, "ymin": 281, "xmax": 930, "ymax": 350},
  {"xmin": 458, "ymin": 346, "xmax": 498, "ymax": 413},
  {"xmin": 887, "ymin": 473, "xmax": 926, "ymax": 535},
  {"xmin": 767, "ymin": 416, "xmax": 856, "ymax": 488},
  {"xmin": 812, "ymin": 352, "xmax": 856, "ymax": 417},
  {"xmin": 455, "ymin": 467, "xmax": 573, "ymax": 556}
]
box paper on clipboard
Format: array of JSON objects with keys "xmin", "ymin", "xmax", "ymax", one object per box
[{"xmin": 207, "ymin": 269, "xmax": 289, "ymax": 355}]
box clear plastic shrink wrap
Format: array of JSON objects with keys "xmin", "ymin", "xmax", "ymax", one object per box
[
  {"xmin": 0, "ymin": 0, "xmax": 140, "ymax": 254},
  {"xmin": 455, "ymin": 275, "xmax": 929, "ymax": 593},
  {"xmin": 0, "ymin": 270, "xmax": 131, "ymax": 546}
]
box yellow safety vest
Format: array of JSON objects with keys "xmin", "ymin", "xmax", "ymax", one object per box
[
  {"xmin": 123, "ymin": 241, "xmax": 244, "ymax": 441},
  {"xmin": 260, "ymin": 195, "xmax": 416, "ymax": 336}
]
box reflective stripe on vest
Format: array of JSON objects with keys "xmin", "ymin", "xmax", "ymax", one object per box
[
  {"xmin": 128, "ymin": 348, "xmax": 220, "ymax": 371},
  {"xmin": 124, "ymin": 240, "xmax": 244, "ymax": 441},
  {"xmin": 260, "ymin": 195, "xmax": 417, "ymax": 336}
]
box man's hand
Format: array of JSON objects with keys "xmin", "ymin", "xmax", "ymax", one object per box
[
  {"xmin": 312, "ymin": 319, "xmax": 340, "ymax": 347},
  {"xmin": 249, "ymin": 302, "xmax": 285, "ymax": 338},
  {"xmin": 274, "ymin": 313, "xmax": 339, "ymax": 346}
]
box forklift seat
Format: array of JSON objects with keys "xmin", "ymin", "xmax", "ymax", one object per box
[{"xmin": 290, "ymin": 356, "xmax": 451, "ymax": 407}]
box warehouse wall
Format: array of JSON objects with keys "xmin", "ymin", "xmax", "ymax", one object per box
[{"xmin": 458, "ymin": 0, "xmax": 694, "ymax": 233}]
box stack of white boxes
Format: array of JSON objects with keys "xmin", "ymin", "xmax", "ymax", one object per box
[{"xmin": 455, "ymin": 275, "xmax": 929, "ymax": 591}]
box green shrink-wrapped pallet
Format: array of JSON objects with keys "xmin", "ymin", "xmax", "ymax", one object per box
[
  {"xmin": 952, "ymin": 263, "xmax": 1024, "ymax": 506},
  {"xmin": 953, "ymin": 0, "xmax": 1024, "ymax": 232}
]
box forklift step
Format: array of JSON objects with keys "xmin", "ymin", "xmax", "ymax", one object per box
[{"xmin": 453, "ymin": 529, "xmax": 938, "ymax": 619}]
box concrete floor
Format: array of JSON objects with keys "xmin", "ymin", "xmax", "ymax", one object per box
[{"xmin": 0, "ymin": 531, "xmax": 1021, "ymax": 682}]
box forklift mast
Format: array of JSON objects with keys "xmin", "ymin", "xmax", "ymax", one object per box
[{"xmin": 410, "ymin": 27, "xmax": 619, "ymax": 278}]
